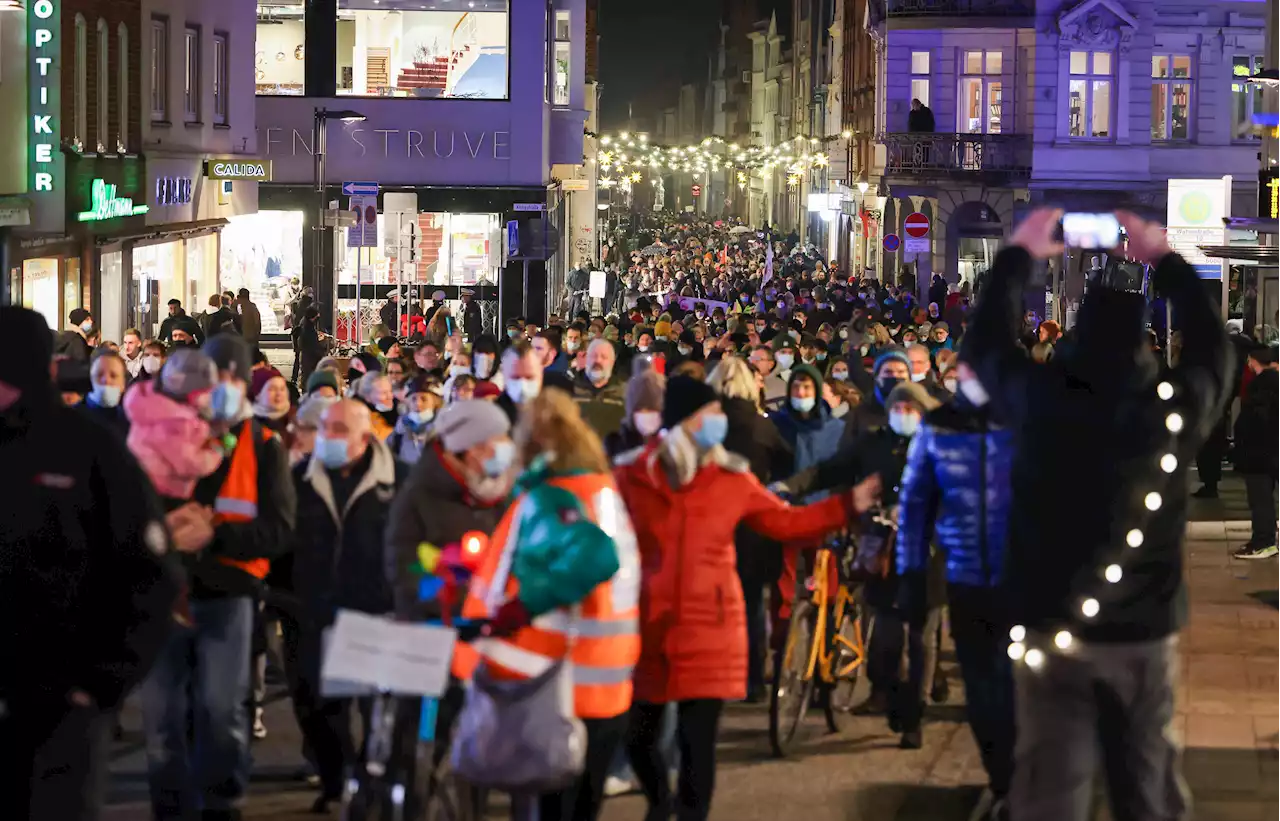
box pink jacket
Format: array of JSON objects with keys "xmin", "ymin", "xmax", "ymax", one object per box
[{"xmin": 124, "ymin": 381, "xmax": 224, "ymax": 499}]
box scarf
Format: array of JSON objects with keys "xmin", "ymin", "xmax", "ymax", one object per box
[{"xmin": 657, "ymin": 426, "xmax": 718, "ymax": 488}]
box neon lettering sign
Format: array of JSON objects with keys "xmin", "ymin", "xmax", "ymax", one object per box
[
  {"xmin": 77, "ymin": 179, "xmax": 149, "ymax": 222},
  {"xmin": 29, "ymin": 0, "xmax": 59, "ymax": 194}
]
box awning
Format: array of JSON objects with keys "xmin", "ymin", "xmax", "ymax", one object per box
[{"xmin": 1197, "ymin": 244, "xmax": 1279, "ymax": 263}]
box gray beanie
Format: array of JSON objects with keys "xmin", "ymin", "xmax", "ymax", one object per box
[
  {"xmin": 159, "ymin": 348, "xmax": 219, "ymax": 400},
  {"xmin": 203, "ymin": 333, "xmax": 252, "ymax": 380},
  {"xmin": 885, "ymin": 381, "xmax": 941, "ymax": 414},
  {"xmin": 625, "ymin": 370, "xmax": 666, "ymax": 416},
  {"xmin": 295, "ymin": 394, "xmax": 338, "ymax": 429},
  {"xmin": 434, "ymin": 399, "xmax": 511, "ymax": 453}
]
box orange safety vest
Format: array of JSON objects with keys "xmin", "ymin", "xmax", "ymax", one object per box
[
  {"xmin": 454, "ymin": 473, "xmax": 640, "ymax": 719},
  {"xmin": 214, "ymin": 420, "xmax": 274, "ymax": 579}
]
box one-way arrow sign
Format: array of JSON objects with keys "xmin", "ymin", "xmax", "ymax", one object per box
[{"xmin": 341, "ymin": 181, "xmax": 379, "ymax": 197}]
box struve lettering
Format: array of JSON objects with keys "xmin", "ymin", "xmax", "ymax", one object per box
[{"xmin": 260, "ymin": 128, "xmax": 511, "ymax": 162}]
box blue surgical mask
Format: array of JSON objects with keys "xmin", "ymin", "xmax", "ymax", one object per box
[
  {"xmin": 482, "ymin": 439, "xmax": 516, "ymax": 477},
  {"xmin": 90, "ymin": 384, "xmax": 122, "ymax": 408},
  {"xmin": 406, "ymin": 409, "xmax": 434, "ymax": 428},
  {"xmin": 314, "ymin": 435, "xmax": 350, "ymax": 468},
  {"xmin": 210, "ymin": 381, "xmax": 244, "ymax": 420},
  {"xmin": 375, "ymin": 401, "xmax": 394, "ymax": 413},
  {"xmin": 450, "ymin": 364, "xmax": 470, "ymax": 379},
  {"xmin": 790, "ymin": 396, "xmax": 816, "ymax": 414},
  {"xmin": 831, "ymin": 370, "xmax": 849, "ymax": 382},
  {"xmin": 691, "ymin": 413, "xmax": 728, "ymax": 449},
  {"xmin": 816, "ymin": 352, "xmax": 827, "ymax": 361}
]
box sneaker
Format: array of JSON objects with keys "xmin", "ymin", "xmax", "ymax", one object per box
[
  {"xmin": 252, "ymin": 708, "xmax": 268, "ymax": 740},
  {"xmin": 1191, "ymin": 485, "xmax": 1218, "ymax": 499},
  {"xmin": 604, "ymin": 775, "xmax": 639, "ymax": 797},
  {"xmin": 1233, "ymin": 543, "xmax": 1278, "ymax": 560},
  {"xmin": 899, "ymin": 728, "xmax": 923, "ymax": 749}
]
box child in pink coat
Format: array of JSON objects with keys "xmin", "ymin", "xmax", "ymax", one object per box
[{"xmin": 123, "ymin": 348, "xmax": 223, "ymax": 625}]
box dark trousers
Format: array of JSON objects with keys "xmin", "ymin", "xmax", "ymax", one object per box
[
  {"xmin": 538, "ymin": 713, "xmax": 628, "ymax": 821},
  {"xmin": 948, "ymin": 585, "xmax": 1015, "ymax": 798},
  {"xmin": 0, "ymin": 696, "xmax": 110, "ymax": 821},
  {"xmin": 627, "ymin": 699, "xmax": 724, "ymax": 821},
  {"xmin": 278, "ymin": 611, "xmax": 317, "ymax": 769},
  {"xmin": 1196, "ymin": 415, "xmax": 1229, "ymax": 488},
  {"xmin": 1243, "ymin": 472, "xmax": 1278, "ymax": 546},
  {"xmin": 296, "ymin": 627, "xmax": 373, "ymax": 799},
  {"xmin": 1011, "ymin": 634, "xmax": 1188, "ymax": 821},
  {"xmin": 738, "ymin": 572, "xmax": 767, "ymax": 693}
]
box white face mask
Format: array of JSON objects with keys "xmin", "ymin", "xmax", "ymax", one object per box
[
  {"xmin": 775, "ymin": 352, "xmax": 794, "ymax": 370},
  {"xmin": 142, "ymin": 355, "xmax": 163, "ymax": 374},
  {"xmin": 943, "ymin": 377, "xmax": 958, "ymax": 393},
  {"xmin": 506, "ymin": 378, "xmax": 539, "ymax": 403},
  {"xmin": 910, "ymin": 371, "xmax": 927, "ymax": 383},
  {"xmin": 888, "ymin": 410, "xmax": 921, "ymax": 437},
  {"xmin": 959, "ymin": 376, "xmax": 990, "ymax": 407},
  {"xmin": 632, "ymin": 410, "xmax": 663, "ymax": 437},
  {"xmin": 90, "ymin": 384, "xmax": 122, "ymax": 408},
  {"xmin": 473, "ymin": 353, "xmax": 494, "ymax": 376}
]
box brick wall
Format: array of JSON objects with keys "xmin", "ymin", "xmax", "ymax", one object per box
[
  {"xmin": 585, "ymin": 0, "xmax": 598, "ymax": 83},
  {"xmin": 62, "ymin": 0, "xmax": 143, "ymax": 154}
]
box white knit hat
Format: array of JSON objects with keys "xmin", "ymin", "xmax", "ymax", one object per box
[{"xmin": 434, "ymin": 399, "xmax": 510, "ymax": 453}]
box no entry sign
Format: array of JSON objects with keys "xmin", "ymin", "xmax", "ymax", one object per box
[
  {"xmin": 904, "ymin": 212, "xmax": 930, "ymax": 238},
  {"xmin": 883, "ymin": 233, "xmax": 901, "ymax": 252}
]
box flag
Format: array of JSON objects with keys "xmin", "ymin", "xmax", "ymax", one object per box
[{"xmin": 762, "ymin": 242, "xmax": 774, "ymax": 287}]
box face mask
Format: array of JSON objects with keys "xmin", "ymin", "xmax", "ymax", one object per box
[
  {"xmin": 740, "ymin": 295, "xmax": 749, "ymax": 303},
  {"xmin": 876, "ymin": 375, "xmax": 902, "ymax": 400},
  {"xmin": 633, "ymin": 410, "xmax": 662, "ymax": 437},
  {"xmin": 142, "ymin": 354, "xmax": 163, "ymax": 374},
  {"xmin": 375, "ymin": 401, "xmax": 394, "ymax": 413},
  {"xmin": 691, "ymin": 413, "xmax": 728, "ymax": 449},
  {"xmin": 314, "ymin": 435, "xmax": 351, "ymax": 469},
  {"xmin": 587, "ymin": 364, "xmax": 613, "ymax": 383},
  {"xmin": 450, "ymin": 364, "xmax": 470, "ymax": 379},
  {"xmin": 406, "ymin": 408, "xmax": 435, "ymax": 428},
  {"xmin": 90, "ymin": 384, "xmax": 122, "ymax": 408},
  {"xmin": 888, "ymin": 411, "xmax": 921, "ymax": 438},
  {"xmin": 831, "ymin": 369, "xmax": 849, "ymax": 382},
  {"xmin": 816, "ymin": 352, "xmax": 827, "ymax": 361},
  {"xmin": 565, "ymin": 339, "xmax": 581, "ymax": 353},
  {"xmin": 80, "ymin": 320, "xmax": 94, "ymax": 334},
  {"xmin": 637, "ymin": 344, "xmax": 650, "ymax": 353},
  {"xmin": 507, "ymin": 328, "xmax": 520, "ymax": 339},
  {"xmin": 473, "ymin": 353, "xmax": 494, "ymax": 376},
  {"xmin": 790, "ymin": 395, "xmax": 816, "ymax": 414},
  {"xmin": 211, "ymin": 382, "xmax": 245, "ymax": 421},
  {"xmin": 775, "ymin": 352, "xmax": 794, "ymax": 370},
  {"xmin": 959, "ymin": 377, "xmax": 990, "ymax": 407},
  {"xmin": 677, "ymin": 345, "xmax": 693, "ymax": 356},
  {"xmin": 838, "ymin": 328, "xmax": 849, "ymax": 339},
  {"xmin": 695, "ymin": 311, "xmax": 705, "ymax": 319},
  {"xmin": 506, "ymin": 378, "xmax": 539, "ymax": 403},
  {"xmin": 481, "ymin": 439, "xmax": 516, "ymax": 477},
  {"xmin": 801, "ymin": 355, "xmax": 816, "ymax": 365},
  {"xmin": 943, "ymin": 377, "xmax": 958, "ymax": 393},
  {"xmin": 910, "ymin": 371, "xmax": 927, "ymax": 383}
]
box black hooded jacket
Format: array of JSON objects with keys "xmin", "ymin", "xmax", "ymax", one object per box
[{"xmin": 966, "ymin": 247, "xmax": 1231, "ymax": 643}]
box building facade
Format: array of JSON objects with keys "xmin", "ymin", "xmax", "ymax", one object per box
[{"xmin": 2, "ymin": 0, "xmax": 261, "ymax": 344}]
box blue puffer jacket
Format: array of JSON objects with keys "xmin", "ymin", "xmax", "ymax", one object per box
[
  {"xmin": 770, "ymin": 364, "xmax": 845, "ymax": 496},
  {"xmin": 896, "ymin": 402, "xmax": 1013, "ymax": 587}
]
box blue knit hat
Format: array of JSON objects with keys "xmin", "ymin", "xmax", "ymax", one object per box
[{"xmin": 872, "ymin": 347, "xmax": 911, "ymax": 377}]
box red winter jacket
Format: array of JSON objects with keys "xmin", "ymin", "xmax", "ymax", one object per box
[{"xmin": 613, "ymin": 442, "xmax": 854, "ymax": 704}]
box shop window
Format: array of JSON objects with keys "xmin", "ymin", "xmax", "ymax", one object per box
[
  {"xmin": 100, "ymin": 251, "xmax": 125, "ymax": 344},
  {"xmin": 118, "ymin": 25, "xmax": 129, "ymax": 150},
  {"xmin": 222, "ymin": 211, "xmax": 306, "ymax": 332},
  {"xmin": 74, "ymin": 14, "xmax": 87, "ymax": 145},
  {"xmin": 97, "ymin": 19, "xmax": 109, "ymax": 152},
  {"xmin": 1151, "ymin": 53, "xmax": 1192, "ymax": 141},
  {"xmin": 553, "ymin": 11, "xmax": 570, "ymax": 107},
  {"xmin": 335, "ymin": 0, "xmax": 510, "ymax": 100},
  {"xmin": 910, "ymin": 51, "xmax": 930, "ymax": 108},
  {"xmin": 132, "ymin": 241, "xmax": 186, "ymax": 339},
  {"xmin": 255, "ymin": 1, "xmax": 306, "ymax": 95},
  {"xmin": 1231, "ymin": 54, "xmax": 1264, "ymax": 141},
  {"xmin": 185, "ymin": 27, "xmax": 201, "ymax": 122},
  {"xmin": 214, "ymin": 33, "xmax": 229, "ymax": 124},
  {"xmin": 151, "ymin": 16, "xmax": 169, "ymax": 121},
  {"xmin": 22, "ymin": 259, "xmax": 60, "ymax": 331},
  {"xmin": 1068, "ymin": 50, "xmax": 1113, "ymax": 139}
]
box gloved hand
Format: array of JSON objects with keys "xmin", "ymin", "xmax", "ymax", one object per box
[{"xmin": 487, "ymin": 599, "xmax": 531, "ymax": 638}]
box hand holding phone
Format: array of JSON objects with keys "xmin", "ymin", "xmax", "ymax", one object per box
[{"xmin": 1062, "ymin": 212, "xmax": 1122, "ymax": 250}]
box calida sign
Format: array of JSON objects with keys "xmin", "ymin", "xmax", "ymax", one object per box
[{"xmin": 203, "ymin": 159, "xmax": 273, "ymax": 182}]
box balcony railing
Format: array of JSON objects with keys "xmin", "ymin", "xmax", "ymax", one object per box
[
  {"xmin": 886, "ymin": 0, "xmax": 1033, "ymax": 17},
  {"xmin": 881, "ymin": 132, "xmax": 1031, "ymax": 180}
]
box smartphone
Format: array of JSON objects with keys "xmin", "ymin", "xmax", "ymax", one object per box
[{"xmin": 1062, "ymin": 212, "xmax": 1121, "ymax": 250}]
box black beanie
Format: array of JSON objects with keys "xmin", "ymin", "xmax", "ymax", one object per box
[
  {"xmin": 0, "ymin": 306, "xmax": 53, "ymax": 391},
  {"xmin": 663, "ymin": 374, "xmax": 718, "ymax": 430},
  {"xmin": 203, "ymin": 332, "xmax": 253, "ymax": 380}
]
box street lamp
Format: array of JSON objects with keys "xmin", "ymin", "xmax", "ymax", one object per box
[{"xmin": 312, "ymin": 107, "xmax": 366, "ymax": 338}]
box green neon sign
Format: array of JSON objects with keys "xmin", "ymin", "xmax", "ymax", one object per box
[{"xmin": 76, "ymin": 178, "xmax": 149, "ymax": 222}]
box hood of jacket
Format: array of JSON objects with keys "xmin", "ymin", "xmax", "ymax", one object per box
[
  {"xmin": 124, "ymin": 378, "xmax": 204, "ymax": 429},
  {"xmin": 1056, "ymin": 286, "xmax": 1157, "ymax": 391}
]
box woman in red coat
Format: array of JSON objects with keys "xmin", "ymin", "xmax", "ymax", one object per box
[{"xmin": 613, "ymin": 375, "xmax": 880, "ymax": 821}]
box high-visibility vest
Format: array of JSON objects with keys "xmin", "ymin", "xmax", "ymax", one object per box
[
  {"xmin": 455, "ymin": 472, "xmax": 640, "ymax": 719},
  {"xmin": 214, "ymin": 420, "xmax": 273, "ymax": 580}
]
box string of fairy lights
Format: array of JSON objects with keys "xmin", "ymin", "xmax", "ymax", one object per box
[
  {"xmin": 1007, "ymin": 377, "xmax": 1186, "ymax": 669},
  {"xmin": 587, "ymin": 130, "xmax": 852, "ymax": 192}
]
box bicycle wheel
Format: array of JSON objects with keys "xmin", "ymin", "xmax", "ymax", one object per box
[
  {"xmin": 769, "ymin": 599, "xmax": 817, "ymax": 758},
  {"xmin": 822, "ymin": 597, "xmax": 866, "ymax": 733}
]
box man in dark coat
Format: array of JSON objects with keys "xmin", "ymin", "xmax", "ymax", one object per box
[
  {"xmin": 159, "ymin": 300, "xmax": 205, "ymax": 346},
  {"xmin": 965, "ymin": 209, "xmax": 1230, "ymax": 821},
  {"xmin": 0, "ymin": 307, "xmax": 178, "ymax": 821},
  {"xmin": 907, "ymin": 98, "xmax": 935, "ymax": 132},
  {"xmin": 1232, "ymin": 345, "xmax": 1278, "ymax": 558}
]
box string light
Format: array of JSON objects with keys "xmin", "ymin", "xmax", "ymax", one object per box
[
  {"xmin": 1126, "ymin": 529, "xmax": 1144, "ymax": 548},
  {"xmin": 1081, "ymin": 598, "xmax": 1100, "ymax": 618},
  {"xmin": 1104, "ymin": 564, "xmax": 1123, "ymax": 583},
  {"xmin": 1009, "ymin": 625, "xmax": 1026, "ymax": 642},
  {"xmin": 1054, "ymin": 630, "xmax": 1073, "ymax": 649},
  {"xmin": 1144, "ymin": 492, "xmax": 1163, "ymax": 511},
  {"xmin": 1157, "ymin": 381, "xmax": 1174, "ymax": 400},
  {"xmin": 1165, "ymin": 413, "xmax": 1184, "ymax": 433},
  {"xmin": 1007, "ymin": 642, "xmax": 1026, "ymax": 661},
  {"xmin": 1160, "ymin": 454, "xmax": 1177, "ymax": 473},
  {"xmin": 1025, "ymin": 648, "xmax": 1045, "ymax": 669}
]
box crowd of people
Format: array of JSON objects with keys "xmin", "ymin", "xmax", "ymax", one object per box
[{"xmin": 1, "ymin": 204, "xmax": 1275, "ymax": 821}]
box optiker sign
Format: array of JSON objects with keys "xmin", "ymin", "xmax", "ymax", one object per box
[{"xmin": 28, "ymin": 0, "xmax": 63, "ymax": 229}]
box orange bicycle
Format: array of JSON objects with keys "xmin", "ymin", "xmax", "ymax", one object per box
[{"xmin": 768, "ymin": 530, "xmax": 873, "ymax": 757}]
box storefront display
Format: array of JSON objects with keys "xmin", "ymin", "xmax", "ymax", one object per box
[
  {"xmin": 222, "ymin": 211, "xmax": 304, "ymax": 332},
  {"xmin": 336, "ymin": 210, "xmax": 499, "ymax": 288},
  {"xmin": 100, "ymin": 251, "xmax": 125, "ymax": 343},
  {"xmin": 22, "ymin": 258, "xmax": 60, "ymax": 330},
  {"xmin": 132, "ymin": 241, "xmax": 185, "ymax": 340}
]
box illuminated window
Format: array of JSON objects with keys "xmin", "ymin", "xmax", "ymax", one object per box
[
  {"xmin": 214, "ymin": 33, "xmax": 229, "ymax": 125},
  {"xmin": 959, "ymin": 50, "xmax": 1003, "ymax": 134},
  {"xmin": 184, "ymin": 27, "xmax": 201, "ymax": 122},
  {"xmin": 151, "ymin": 17, "xmax": 169, "ymax": 121},
  {"xmin": 74, "ymin": 14, "xmax": 87, "ymax": 143},
  {"xmin": 1068, "ymin": 50, "xmax": 1113, "ymax": 139},
  {"xmin": 910, "ymin": 51, "xmax": 930, "ymax": 107},
  {"xmin": 1231, "ymin": 54, "xmax": 1264, "ymax": 141},
  {"xmin": 1151, "ymin": 53, "xmax": 1193, "ymax": 141},
  {"xmin": 97, "ymin": 19, "xmax": 109, "ymax": 151},
  {"xmin": 553, "ymin": 11, "xmax": 570, "ymax": 107},
  {"xmin": 118, "ymin": 24, "xmax": 129, "ymax": 149}
]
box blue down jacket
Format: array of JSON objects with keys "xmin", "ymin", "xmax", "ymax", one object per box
[{"xmin": 896, "ymin": 402, "xmax": 1013, "ymax": 587}]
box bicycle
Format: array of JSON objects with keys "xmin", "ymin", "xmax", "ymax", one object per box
[{"xmin": 768, "ymin": 514, "xmax": 895, "ymax": 758}]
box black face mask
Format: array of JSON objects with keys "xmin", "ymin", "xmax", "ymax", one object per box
[{"xmin": 876, "ymin": 376, "xmax": 902, "ymax": 403}]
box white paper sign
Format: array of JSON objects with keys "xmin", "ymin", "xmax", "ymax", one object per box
[
  {"xmin": 589, "ymin": 270, "xmax": 607, "ymax": 299},
  {"xmin": 321, "ymin": 610, "xmax": 457, "ymax": 698},
  {"xmin": 904, "ymin": 237, "xmax": 930, "ymax": 254}
]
